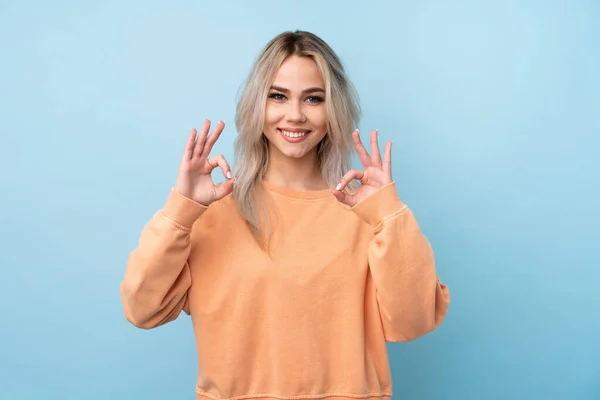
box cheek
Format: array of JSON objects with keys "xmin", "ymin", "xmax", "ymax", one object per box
[
  {"xmin": 311, "ymin": 107, "xmax": 327, "ymax": 131},
  {"xmin": 265, "ymin": 104, "xmax": 283, "ymax": 127}
]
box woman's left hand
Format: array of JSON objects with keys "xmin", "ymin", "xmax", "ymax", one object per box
[{"xmin": 332, "ymin": 129, "xmax": 393, "ymax": 207}]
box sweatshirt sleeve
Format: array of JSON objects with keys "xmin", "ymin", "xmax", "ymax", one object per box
[
  {"xmin": 120, "ymin": 188, "xmax": 208, "ymax": 329},
  {"xmin": 351, "ymin": 182, "xmax": 450, "ymax": 342}
]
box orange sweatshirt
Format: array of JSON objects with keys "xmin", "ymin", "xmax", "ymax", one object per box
[{"xmin": 120, "ymin": 181, "xmax": 450, "ymax": 400}]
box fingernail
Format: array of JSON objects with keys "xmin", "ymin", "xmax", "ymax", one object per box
[
  {"xmin": 226, "ymin": 171, "xmax": 232, "ymax": 179},
  {"xmin": 336, "ymin": 184, "xmax": 342, "ymax": 191}
]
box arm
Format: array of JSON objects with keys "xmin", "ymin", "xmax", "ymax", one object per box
[
  {"xmin": 352, "ymin": 182, "xmax": 450, "ymax": 342},
  {"xmin": 120, "ymin": 189, "xmax": 208, "ymax": 329},
  {"xmin": 121, "ymin": 120, "xmax": 235, "ymax": 329}
]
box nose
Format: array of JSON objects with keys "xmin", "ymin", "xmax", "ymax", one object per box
[{"xmin": 285, "ymin": 99, "xmax": 306, "ymax": 123}]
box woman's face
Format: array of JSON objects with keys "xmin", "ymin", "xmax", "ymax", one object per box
[{"xmin": 263, "ymin": 55, "xmax": 328, "ymax": 160}]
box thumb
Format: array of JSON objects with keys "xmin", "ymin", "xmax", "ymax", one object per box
[
  {"xmin": 214, "ymin": 177, "xmax": 235, "ymax": 200},
  {"xmin": 331, "ymin": 188, "xmax": 356, "ymax": 208}
]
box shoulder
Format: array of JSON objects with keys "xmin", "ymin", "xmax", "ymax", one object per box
[{"xmin": 190, "ymin": 194, "xmax": 244, "ymax": 234}]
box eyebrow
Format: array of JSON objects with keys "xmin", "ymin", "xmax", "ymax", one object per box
[{"xmin": 270, "ymin": 85, "xmax": 325, "ymax": 94}]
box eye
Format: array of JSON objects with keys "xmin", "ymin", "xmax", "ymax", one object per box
[
  {"xmin": 268, "ymin": 92, "xmax": 286, "ymax": 101},
  {"xmin": 306, "ymin": 96, "xmax": 325, "ymax": 104}
]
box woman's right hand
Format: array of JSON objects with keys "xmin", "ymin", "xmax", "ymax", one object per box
[{"xmin": 173, "ymin": 120, "xmax": 235, "ymax": 206}]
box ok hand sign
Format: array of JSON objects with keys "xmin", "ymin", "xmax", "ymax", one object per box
[
  {"xmin": 174, "ymin": 120, "xmax": 235, "ymax": 206},
  {"xmin": 332, "ymin": 129, "xmax": 393, "ymax": 207}
]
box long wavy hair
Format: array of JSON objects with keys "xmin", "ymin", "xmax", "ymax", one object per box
[{"xmin": 232, "ymin": 30, "xmax": 361, "ymax": 248}]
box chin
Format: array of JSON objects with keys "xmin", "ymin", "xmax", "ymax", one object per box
[
  {"xmin": 273, "ymin": 143, "xmax": 312, "ymax": 159},
  {"xmin": 282, "ymin": 149, "xmax": 311, "ymax": 159}
]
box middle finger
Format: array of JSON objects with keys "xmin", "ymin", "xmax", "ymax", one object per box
[
  {"xmin": 352, "ymin": 130, "xmax": 371, "ymax": 168},
  {"xmin": 200, "ymin": 120, "xmax": 225, "ymax": 160}
]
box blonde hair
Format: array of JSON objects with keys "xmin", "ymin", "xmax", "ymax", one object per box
[{"xmin": 232, "ymin": 30, "xmax": 360, "ymax": 247}]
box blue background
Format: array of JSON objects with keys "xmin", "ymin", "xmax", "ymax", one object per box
[{"xmin": 1, "ymin": 1, "xmax": 598, "ymax": 399}]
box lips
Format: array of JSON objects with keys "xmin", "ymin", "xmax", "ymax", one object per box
[
  {"xmin": 280, "ymin": 129, "xmax": 310, "ymax": 138},
  {"xmin": 277, "ymin": 128, "xmax": 311, "ymax": 143}
]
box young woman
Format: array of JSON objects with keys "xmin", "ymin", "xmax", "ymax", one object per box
[{"xmin": 120, "ymin": 30, "xmax": 450, "ymax": 400}]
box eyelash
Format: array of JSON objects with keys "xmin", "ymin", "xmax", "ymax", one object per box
[{"xmin": 268, "ymin": 93, "xmax": 325, "ymax": 103}]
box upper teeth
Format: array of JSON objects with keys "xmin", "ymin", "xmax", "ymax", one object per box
[{"xmin": 282, "ymin": 130, "xmax": 308, "ymax": 138}]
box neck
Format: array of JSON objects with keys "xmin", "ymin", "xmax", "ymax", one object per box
[{"xmin": 263, "ymin": 146, "xmax": 327, "ymax": 191}]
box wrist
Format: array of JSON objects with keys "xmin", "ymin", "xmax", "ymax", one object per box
[
  {"xmin": 350, "ymin": 182, "xmax": 406, "ymax": 227},
  {"xmin": 162, "ymin": 188, "xmax": 209, "ymax": 229}
]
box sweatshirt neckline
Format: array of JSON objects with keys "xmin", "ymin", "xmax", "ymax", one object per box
[{"xmin": 261, "ymin": 180, "xmax": 333, "ymax": 200}]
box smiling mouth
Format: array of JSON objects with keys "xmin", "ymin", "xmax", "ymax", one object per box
[{"xmin": 278, "ymin": 128, "xmax": 311, "ymax": 138}]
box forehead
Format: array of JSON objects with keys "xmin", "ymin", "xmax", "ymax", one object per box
[{"xmin": 272, "ymin": 55, "xmax": 324, "ymax": 88}]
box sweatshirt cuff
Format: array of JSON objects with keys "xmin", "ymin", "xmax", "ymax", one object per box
[
  {"xmin": 161, "ymin": 188, "xmax": 209, "ymax": 229},
  {"xmin": 350, "ymin": 181, "xmax": 406, "ymax": 228}
]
